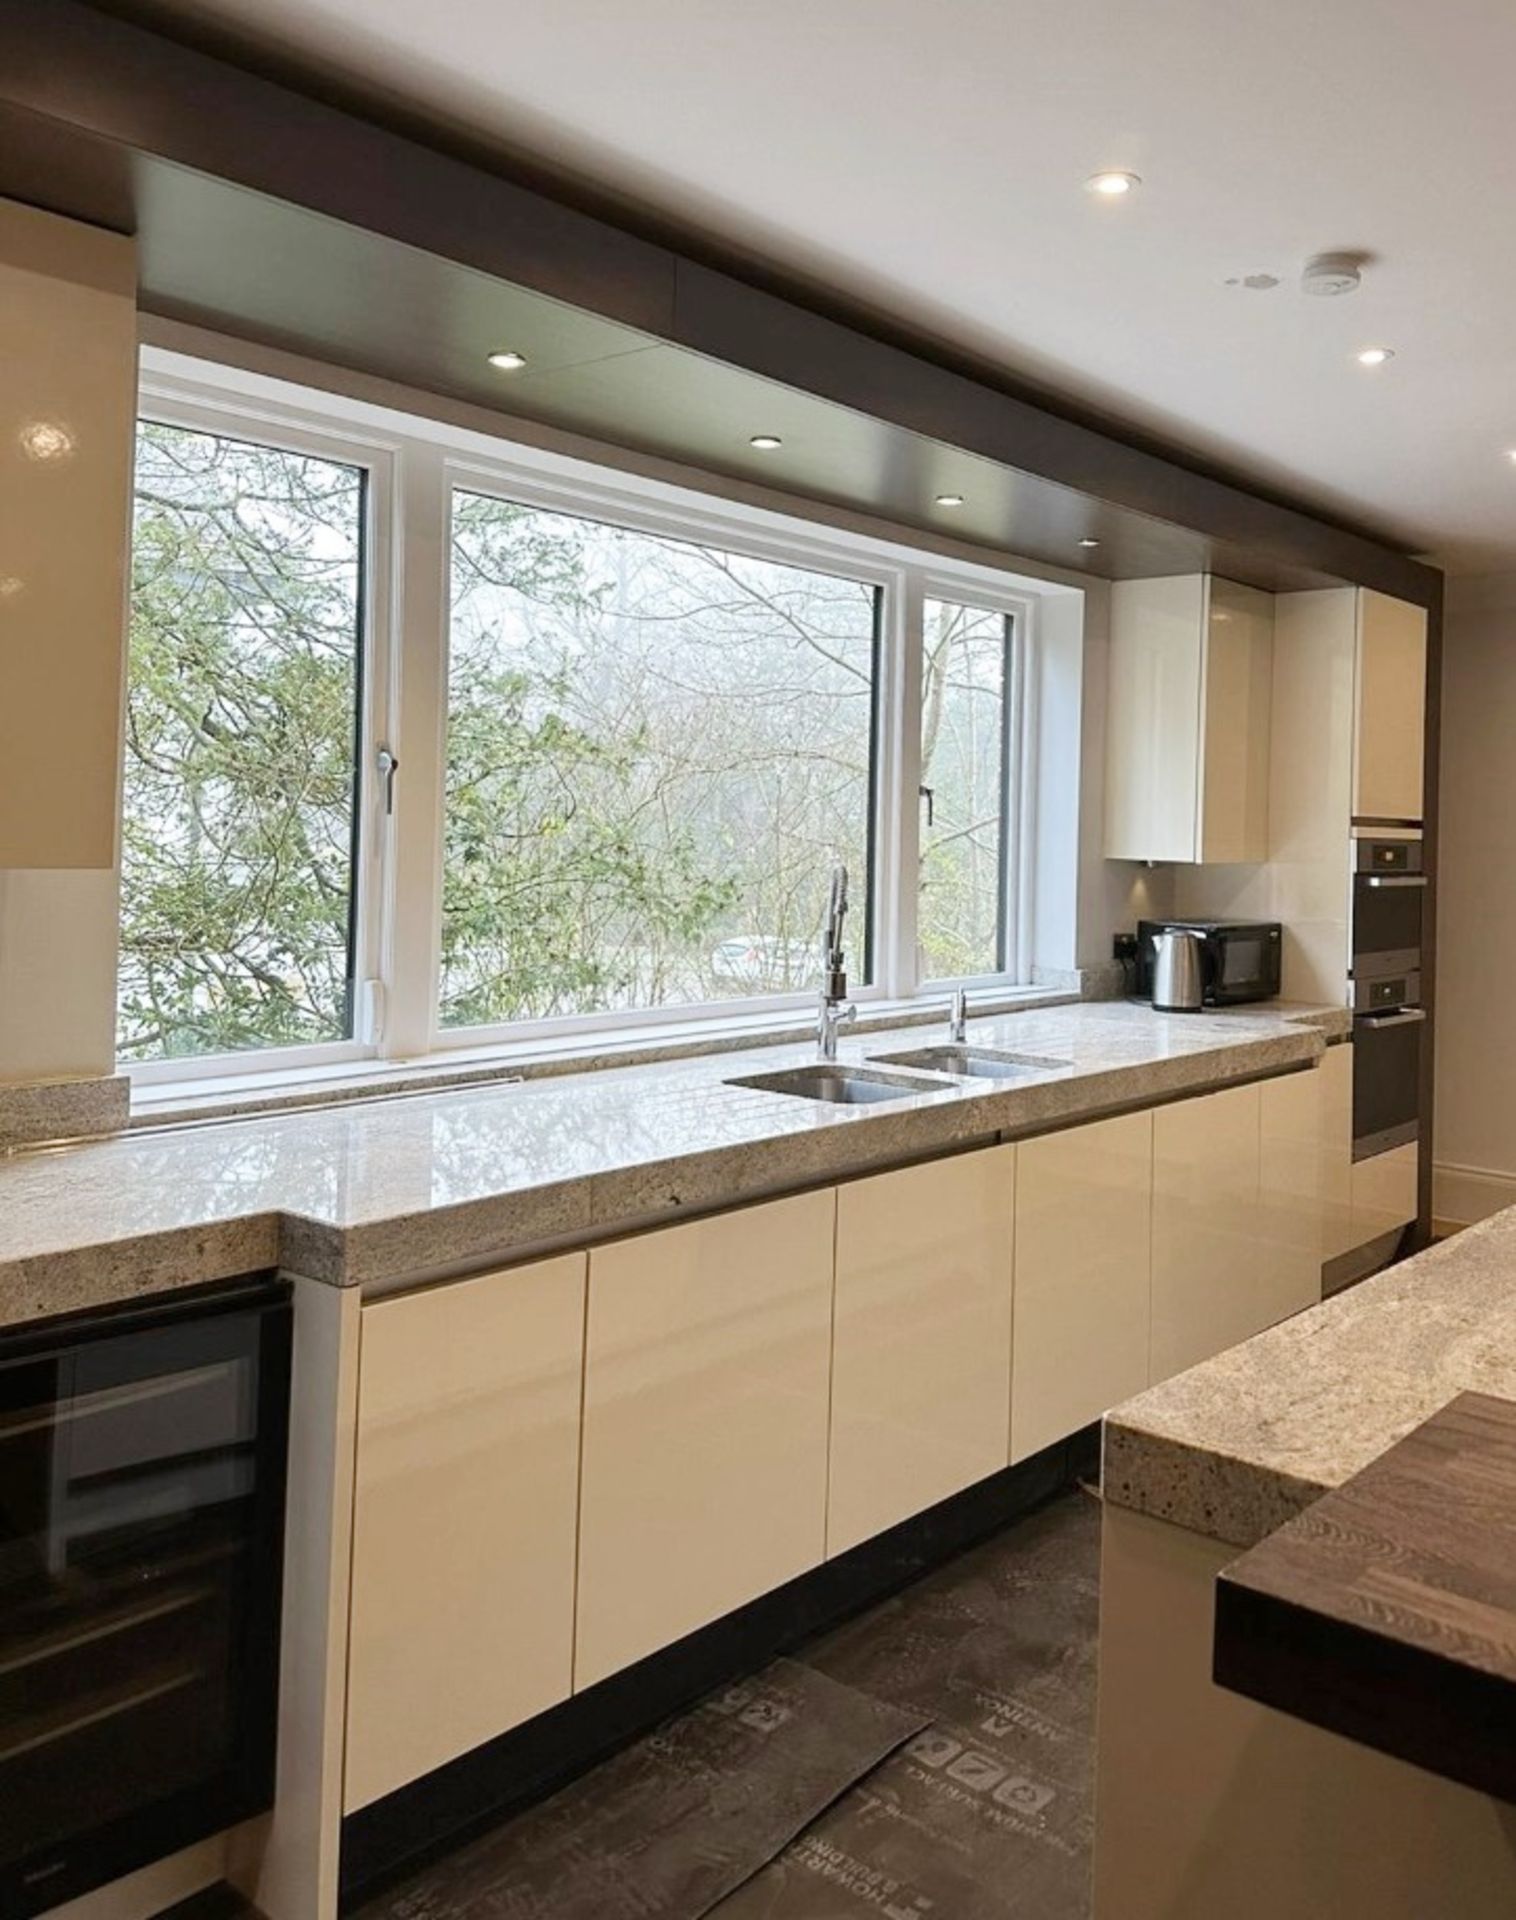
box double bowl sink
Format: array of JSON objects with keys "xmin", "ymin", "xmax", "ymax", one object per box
[{"xmin": 729, "ymin": 1043, "xmax": 1069, "ymax": 1107}]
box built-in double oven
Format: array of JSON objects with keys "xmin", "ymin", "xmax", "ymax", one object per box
[{"xmin": 1350, "ymin": 830, "xmax": 1426, "ymax": 1160}]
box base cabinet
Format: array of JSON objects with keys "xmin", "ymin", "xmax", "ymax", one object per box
[
  {"xmin": 1012, "ymin": 1112, "xmax": 1153, "ymax": 1463},
  {"xmin": 575, "ymin": 1190, "xmax": 835, "ymax": 1689},
  {"xmin": 1257, "ymin": 1067, "xmax": 1327, "ymax": 1325},
  {"xmin": 1352, "ymin": 1141, "xmax": 1419, "ymax": 1245},
  {"xmin": 829, "ymin": 1148, "xmax": 1015, "ymax": 1555},
  {"xmin": 1151, "ymin": 1084, "xmax": 1263, "ymax": 1380},
  {"xmin": 1321, "ymin": 1042, "xmax": 1357, "ymax": 1261},
  {"xmin": 344, "ymin": 1252, "xmax": 588, "ymax": 1812}
]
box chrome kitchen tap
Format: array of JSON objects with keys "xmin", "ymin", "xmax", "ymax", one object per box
[
  {"xmin": 948, "ymin": 986, "xmax": 968, "ymax": 1043},
  {"xmin": 817, "ymin": 861, "xmax": 856, "ymax": 1061}
]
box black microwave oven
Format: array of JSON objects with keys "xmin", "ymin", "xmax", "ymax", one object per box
[{"xmin": 1137, "ymin": 919, "xmax": 1282, "ymax": 1007}]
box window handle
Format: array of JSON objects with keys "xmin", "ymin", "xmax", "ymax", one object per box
[
  {"xmin": 919, "ymin": 784, "xmax": 935, "ymax": 828},
  {"xmin": 377, "ymin": 746, "xmax": 400, "ymax": 816}
]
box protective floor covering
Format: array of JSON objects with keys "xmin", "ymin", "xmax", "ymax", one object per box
[
  {"xmin": 359, "ymin": 1490, "xmax": 1099, "ymax": 1920},
  {"xmin": 357, "ymin": 1657, "xmax": 926, "ymax": 1920}
]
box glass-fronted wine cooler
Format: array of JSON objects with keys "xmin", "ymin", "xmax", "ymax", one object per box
[{"xmin": 0, "ymin": 1279, "xmax": 291, "ymax": 1917}]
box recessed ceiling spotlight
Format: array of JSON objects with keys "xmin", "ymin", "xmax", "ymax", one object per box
[
  {"xmin": 1086, "ymin": 170, "xmax": 1140, "ymax": 197},
  {"xmin": 749, "ymin": 434, "xmax": 783, "ymax": 450},
  {"xmin": 486, "ymin": 350, "xmax": 527, "ymax": 371},
  {"xmin": 1507, "ymin": 449, "xmax": 1516, "ymax": 465},
  {"xmin": 935, "ymin": 492, "xmax": 966, "ymax": 507},
  {"xmin": 1078, "ymin": 537, "xmax": 1101, "ymax": 549},
  {"xmin": 1356, "ymin": 346, "xmax": 1394, "ymax": 367}
]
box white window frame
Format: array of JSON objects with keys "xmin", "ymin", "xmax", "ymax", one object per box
[
  {"xmin": 125, "ymin": 355, "xmax": 1056, "ymax": 1084},
  {"xmin": 126, "ymin": 386, "xmax": 397, "ymax": 1085}
]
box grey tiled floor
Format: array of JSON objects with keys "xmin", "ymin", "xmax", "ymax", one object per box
[{"xmin": 364, "ymin": 1489, "xmax": 1100, "ymax": 1920}]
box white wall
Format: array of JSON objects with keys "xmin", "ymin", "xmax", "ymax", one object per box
[{"xmin": 1434, "ymin": 571, "xmax": 1516, "ymax": 1228}]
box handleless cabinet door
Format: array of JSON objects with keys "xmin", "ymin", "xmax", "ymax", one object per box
[
  {"xmin": 1321, "ymin": 1042, "xmax": 1357, "ymax": 1261},
  {"xmin": 1354, "ymin": 590, "xmax": 1427, "ymax": 823},
  {"xmin": 829, "ymin": 1146, "xmax": 1015, "ymax": 1555},
  {"xmin": 1257, "ymin": 1067, "xmax": 1327, "ymax": 1327},
  {"xmin": 1012, "ymin": 1112, "xmax": 1152, "ymax": 1463},
  {"xmin": 1351, "ymin": 1141, "xmax": 1419, "ymax": 1244},
  {"xmin": 345, "ymin": 1252, "xmax": 588, "ymax": 1813},
  {"xmin": 1151, "ymin": 1084, "xmax": 1262, "ymax": 1382},
  {"xmin": 576, "ymin": 1190, "xmax": 834, "ymax": 1689}
]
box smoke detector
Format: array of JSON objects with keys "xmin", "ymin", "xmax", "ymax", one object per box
[{"xmin": 1301, "ymin": 252, "xmax": 1363, "ymax": 297}]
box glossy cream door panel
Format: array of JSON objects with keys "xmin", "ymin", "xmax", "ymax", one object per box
[
  {"xmin": 1198, "ymin": 578, "xmax": 1273, "ymax": 863},
  {"xmin": 1354, "ymin": 590, "xmax": 1427, "ymax": 823},
  {"xmin": 1012, "ymin": 1112, "xmax": 1152, "ymax": 1464},
  {"xmin": 1151, "ymin": 1084, "xmax": 1262, "ymax": 1382},
  {"xmin": 0, "ymin": 203, "xmax": 137, "ymax": 869},
  {"xmin": 1321, "ymin": 1042, "xmax": 1357, "ymax": 1262},
  {"xmin": 829, "ymin": 1147, "xmax": 1015, "ymax": 1555},
  {"xmin": 1257, "ymin": 1067, "xmax": 1327, "ymax": 1327},
  {"xmin": 1352, "ymin": 1141, "xmax": 1419, "ymax": 1244},
  {"xmin": 576, "ymin": 1190, "xmax": 834, "ymax": 1689},
  {"xmin": 345, "ymin": 1252, "xmax": 587, "ymax": 1813},
  {"xmin": 1104, "ymin": 576, "xmax": 1205, "ymax": 862}
]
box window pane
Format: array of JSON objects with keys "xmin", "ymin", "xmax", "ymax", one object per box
[
  {"xmin": 442, "ymin": 494, "xmax": 879, "ymax": 1027},
  {"xmin": 120, "ymin": 422, "xmax": 365, "ymax": 1063},
  {"xmin": 919, "ymin": 597, "xmax": 1012, "ymax": 979}
]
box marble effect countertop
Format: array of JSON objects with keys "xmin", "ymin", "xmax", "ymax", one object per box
[
  {"xmin": 0, "ymin": 999, "xmax": 1344, "ymax": 1330},
  {"xmin": 1102, "ymin": 1206, "xmax": 1516, "ymax": 1552}
]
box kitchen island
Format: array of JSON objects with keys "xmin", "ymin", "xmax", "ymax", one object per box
[{"xmin": 1096, "ymin": 1204, "xmax": 1516, "ymax": 1919}]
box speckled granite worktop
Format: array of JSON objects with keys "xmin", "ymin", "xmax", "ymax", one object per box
[
  {"xmin": 1101, "ymin": 1209, "xmax": 1516, "ymax": 1554},
  {"xmin": 0, "ymin": 999, "xmax": 1344, "ymax": 1330}
]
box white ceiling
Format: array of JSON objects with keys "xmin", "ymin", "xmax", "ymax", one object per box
[{"xmin": 158, "ymin": 0, "xmax": 1516, "ymax": 573}]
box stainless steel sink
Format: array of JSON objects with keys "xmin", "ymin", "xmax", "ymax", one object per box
[
  {"xmin": 727, "ymin": 1064, "xmax": 943, "ymax": 1105},
  {"xmin": 867, "ymin": 1044, "xmax": 1070, "ymax": 1080}
]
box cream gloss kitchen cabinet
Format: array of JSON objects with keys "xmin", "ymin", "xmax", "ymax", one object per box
[
  {"xmin": 1151, "ymin": 1071, "xmax": 1326, "ymax": 1380},
  {"xmin": 829, "ymin": 1148, "xmax": 1016, "ymax": 1555},
  {"xmin": 1011, "ymin": 1111, "xmax": 1153, "ymax": 1463},
  {"xmin": 1104, "ymin": 574, "xmax": 1274, "ymax": 864},
  {"xmin": 1354, "ymin": 589, "xmax": 1428, "ymax": 824},
  {"xmin": 574, "ymin": 1190, "xmax": 834, "ymax": 1688},
  {"xmin": 343, "ymin": 1252, "xmax": 588, "ymax": 1812}
]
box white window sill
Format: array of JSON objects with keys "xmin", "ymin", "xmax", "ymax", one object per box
[{"xmin": 127, "ymin": 986, "xmax": 1077, "ymax": 1130}]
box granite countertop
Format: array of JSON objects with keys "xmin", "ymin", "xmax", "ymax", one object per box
[
  {"xmin": 1103, "ymin": 1206, "xmax": 1516, "ymax": 1552},
  {"xmin": 0, "ymin": 999, "xmax": 1344, "ymax": 1330}
]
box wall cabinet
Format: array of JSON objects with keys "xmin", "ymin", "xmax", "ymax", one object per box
[
  {"xmin": 1105, "ymin": 574, "xmax": 1274, "ymax": 864},
  {"xmin": 1354, "ymin": 590, "xmax": 1428, "ymax": 824},
  {"xmin": 829, "ymin": 1148, "xmax": 1015, "ymax": 1555},
  {"xmin": 344, "ymin": 1252, "xmax": 588, "ymax": 1812},
  {"xmin": 1011, "ymin": 1111, "xmax": 1153, "ymax": 1464},
  {"xmin": 575, "ymin": 1190, "xmax": 834, "ymax": 1688}
]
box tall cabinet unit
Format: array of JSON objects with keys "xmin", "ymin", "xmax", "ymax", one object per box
[
  {"xmin": 1354, "ymin": 589, "xmax": 1428, "ymax": 824},
  {"xmin": 1104, "ymin": 575, "xmax": 1274, "ymax": 864}
]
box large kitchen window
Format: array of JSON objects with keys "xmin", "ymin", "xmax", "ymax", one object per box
[
  {"xmin": 122, "ymin": 359, "xmax": 1051, "ymax": 1081},
  {"xmin": 441, "ymin": 492, "xmax": 880, "ymax": 1029},
  {"xmin": 918, "ymin": 596, "xmax": 1017, "ymax": 981},
  {"xmin": 120, "ymin": 420, "xmax": 367, "ymax": 1065}
]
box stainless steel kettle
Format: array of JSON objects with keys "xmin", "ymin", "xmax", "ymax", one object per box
[{"xmin": 1151, "ymin": 927, "xmax": 1206, "ymax": 1012}]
